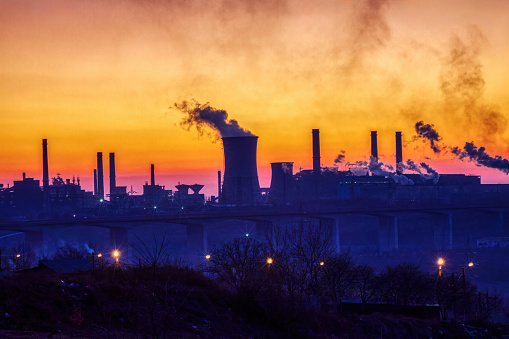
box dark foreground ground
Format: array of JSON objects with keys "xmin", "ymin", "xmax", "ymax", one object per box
[{"xmin": 0, "ymin": 266, "xmax": 508, "ymax": 339}]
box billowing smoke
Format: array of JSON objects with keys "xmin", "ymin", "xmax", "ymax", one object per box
[
  {"xmin": 405, "ymin": 159, "xmax": 422, "ymax": 173},
  {"xmin": 368, "ymin": 156, "xmax": 414, "ymax": 185},
  {"xmin": 414, "ymin": 121, "xmax": 509, "ymax": 175},
  {"xmin": 451, "ymin": 142, "xmax": 509, "ymax": 174},
  {"xmin": 420, "ymin": 162, "xmax": 440, "ymax": 184},
  {"xmin": 414, "ymin": 121, "xmax": 443, "ymax": 154},
  {"xmin": 343, "ymin": 0, "xmax": 392, "ymax": 74},
  {"xmin": 399, "ymin": 159, "xmax": 439, "ymax": 184},
  {"xmin": 174, "ymin": 99, "xmax": 255, "ymax": 138},
  {"xmin": 281, "ymin": 162, "xmax": 293, "ymax": 175},
  {"xmin": 440, "ymin": 25, "xmax": 507, "ymax": 140},
  {"xmin": 334, "ymin": 150, "xmax": 346, "ymax": 164}
]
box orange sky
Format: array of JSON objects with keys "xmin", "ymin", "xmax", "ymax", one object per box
[{"xmin": 1, "ymin": 0, "xmax": 508, "ymax": 197}]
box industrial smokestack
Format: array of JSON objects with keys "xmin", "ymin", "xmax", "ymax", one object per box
[
  {"xmin": 312, "ymin": 129, "xmax": 320, "ymax": 175},
  {"xmin": 93, "ymin": 169, "xmax": 97, "ymax": 196},
  {"xmin": 371, "ymin": 131, "xmax": 378, "ymax": 161},
  {"xmin": 217, "ymin": 170, "xmax": 222, "ymax": 201},
  {"xmin": 97, "ymin": 152, "xmax": 104, "ymax": 200},
  {"xmin": 109, "ymin": 152, "xmax": 116, "ymax": 196},
  {"xmin": 395, "ymin": 132, "xmax": 403, "ymax": 174},
  {"xmin": 221, "ymin": 136, "xmax": 260, "ymax": 204},
  {"xmin": 42, "ymin": 139, "xmax": 49, "ymax": 207},
  {"xmin": 150, "ymin": 164, "xmax": 155, "ymax": 186}
]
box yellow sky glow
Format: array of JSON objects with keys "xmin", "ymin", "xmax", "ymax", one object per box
[{"xmin": 1, "ymin": 0, "xmax": 509, "ymax": 196}]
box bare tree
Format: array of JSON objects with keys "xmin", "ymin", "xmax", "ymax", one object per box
[
  {"xmin": 377, "ymin": 262, "xmax": 434, "ymax": 306},
  {"xmin": 353, "ymin": 264, "xmax": 377, "ymax": 303},
  {"xmin": 320, "ymin": 252, "xmax": 356, "ymax": 302},
  {"xmin": 206, "ymin": 237, "xmax": 269, "ymax": 299},
  {"xmin": 266, "ymin": 220, "xmax": 335, "ymax": 300},
  {"xmin": 130, "ymin": 232, "xmax": 174, "ymax": 268},
  {"xmin": 9, "ymin": 241, "xmax": 37, "ymax": 270}
]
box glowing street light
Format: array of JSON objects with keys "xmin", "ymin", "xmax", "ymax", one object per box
[
  {"xmin": 320, "ymin": 261, "xmax": 325, "ymax": 266},
  {"xmin": 468, "ymin": 262, "xmax": 474, "ymax": 267},
  {"xmin": 266, "ymin": 257, "xmax": 273, "ymax": 265},
  {"xmin": 205, "ymin": 254, "xmax": 211, "ymax": 260},
  {"xmin": 97, "ymin": 253, "xmax": 102, "ymax": 258},
  {"xmin": 113, "ymin": 250, "xmax": 120, "ymax": 268},
  {"xmin": 437, "ymin": 258, "xmax": 444, "ymax": 278},
  {"xmin": 16, "ymin": 254, "xmax": 20, "ymax": 258}
]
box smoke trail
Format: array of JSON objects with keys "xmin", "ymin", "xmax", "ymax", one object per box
[
  {"xmin": 399, "ymin": 159, "xmax": 439, "ymax": 184},
  {"xmin": 451, "ymin": 142, "xmax": 509, "ymax": 174},
  {"xmin": 334, "ymin": 150, "xmax": 346, "ymax": 164},
  {"xmin": 174, "ymin": 99, "xmax": 255, "ymax": 138},
  {"xmin": 440, "ymin": 25, "xmax": 507, "ymax": 140},
  {"xmin": 420, "ymin": 162, "xmax": 440, "ymax": 184},
  {"xmin": 414, "ymin": 120, "xmax": 509, "ymax": 175},
  {"xmin": 342, "ymin": 0, "xmax": 392, "ymax": 75},
  {"xmin": 404, "ymin": 159, "xmax": 422, "ymax": 174},
  {"xmin": 281, "ymin": 162, "xmax": 293, "ymax": 175},
  {"xmin": 414, "ymin": 121, "xmax": 443, "ymax": 154},
  {"xmin": 368, "ymin": 156, "xmax": 413, "ymax": 185}
]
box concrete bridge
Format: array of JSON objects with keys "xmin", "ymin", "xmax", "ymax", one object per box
[{"xmin": 0, "ymin": 203, "xmax": 508, "ymax": 263}]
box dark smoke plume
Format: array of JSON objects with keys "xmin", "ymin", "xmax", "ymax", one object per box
[
  {"xmin": 414, "ymin": 121, "xmax": 443, "ymax": 154},
  {"xmin": 440, "ymin": 25, "xmax": 507, "ymax": 139},
  {"xmin": 451, "ymin": 142, "xmax": 509, "ymax": 174},
  {"xmin": 174, "ymin": 100, "xmax": 255, "ymax": 138},
  {"xmin": 334, "ymin": 150, "xmax": 346, "ymax": 164}
]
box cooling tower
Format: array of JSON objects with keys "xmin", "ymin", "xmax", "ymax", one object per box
[
  {"xmin": 371, "ymin": 131, "xmax": 378, "ymax": 160},
  {"xmin": 269, "ymin": 162, "xmax": 294, "ymax": 204},
  {"xmin": 221, "ymin": 136, "xmax": 260, "ymax": 204},
  {"xmin": 312, "ymin": 129, "xmax": 320, "ymax": 175},
  {"xmin": 395, "ymin": 132, "xmax": 403, "ymax": 174}
]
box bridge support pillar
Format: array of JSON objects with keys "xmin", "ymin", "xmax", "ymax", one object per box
[
  {"xmin": 378, "ymin": 215, "xmax": 398, "ymax": 252},
  {"xmin": 24, "ymin": 230, "xmax": 44, "ymax": 252},
  {"xmin": 432, "ymin": 213, "xmax": 453, "ymax": 250},
  {"xmin": 186, "ymin": 223, "xmax": 207, "ymax": 259},
  {"xmin": 110, "ymin": 227, "xmax": 129, "ymax": 259},
  {"xmin": 331, "ymin": 217, "xmax": 341, "ymax": 253}
]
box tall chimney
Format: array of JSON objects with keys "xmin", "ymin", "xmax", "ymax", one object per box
[
  {"xmin": 42, "ymin": 139, "xmax": 49, "ymax": 207},
  {"xmin": 93, "ymin": 169, "xmax": 97, "ymax": 196},
  {"xmin": 150, "ymin": 164, "xmax": 155, "ymax": 186},
  {"xmin": 221, "ymin": 136, "xmax": 260, "ymax": 204},
  {"xmin": 312, "ymin": 129, "xmax": 320, "ymax": 175},
  {"xmin": 395, "ymin": 132, "xmax": 403, "ymax": 174},
  {"xmin": 370, "ymin": 131, "xmax": 378, "ymax": 161},
  {"xmin": 109, "ymin": 153, "xmax": 116, "ymax": 196},
  {"xmin": 217, "ymin": 170, "xmax": 222, "ymax": 202},
  {"xmin": 97, "ymin": 152, "xmax": 104, "ymax": 200}
]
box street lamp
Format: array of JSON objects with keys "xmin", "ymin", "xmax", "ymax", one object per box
[
  {"xmin": 205, "ymin": 254, "xmax": 211, "ymax": 260},
  {"xmin": 437, "ymin": 258, "xmax": 444, "ymax": 278},
  {"xmin": 267, "ymin": 257, "xmax": 273, "ymax": 265},
  {"xmin": 468, "ymin": 262, "xmax": 474, "ymax": 267},
  {"xmin": 320, "ymin": 261, "xmax": 325, "ymax": 266},
  {"xmin": 113, "ymin": 250, "xmax": 120, "ymax": 268}
]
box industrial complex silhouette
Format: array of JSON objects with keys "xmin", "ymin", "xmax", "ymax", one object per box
[{"xmin": 1, "ymin": 129, "xmax": 508, "ymax": 262}]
